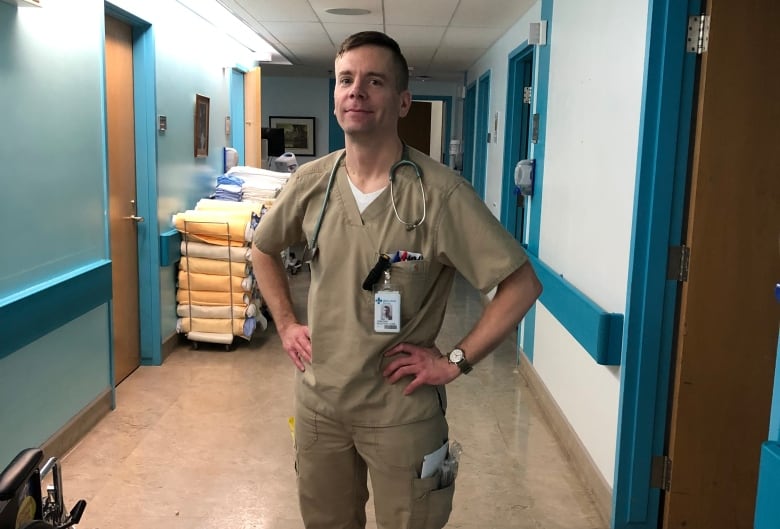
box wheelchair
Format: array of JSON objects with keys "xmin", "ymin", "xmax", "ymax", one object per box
[{"xmin": 0, "ymin": 448, "xmax": 85, "ymax": 529}]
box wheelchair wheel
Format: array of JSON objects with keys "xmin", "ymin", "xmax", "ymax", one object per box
[{"xmin": 19, "ymin": 522, "xmax": 56, "ymax": 529}]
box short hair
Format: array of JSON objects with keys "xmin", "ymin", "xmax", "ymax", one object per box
[{"xmin": 336, "ymin": 31, "xmax": 409, "ymax": 92}]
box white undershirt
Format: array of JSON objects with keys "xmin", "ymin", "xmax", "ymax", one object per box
[{"xmin": 347, "ymin": 177, "xmax": 387, "ymax": 213}]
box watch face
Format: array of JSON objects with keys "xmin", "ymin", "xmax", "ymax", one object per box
[{"xmin": 449, "ymin": 349, "xmax": 464, "ymax": 363}]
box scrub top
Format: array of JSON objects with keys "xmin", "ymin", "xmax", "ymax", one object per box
[{"xmin": 253, "ymin": 147, "xmax": 528, "ymax": 427}]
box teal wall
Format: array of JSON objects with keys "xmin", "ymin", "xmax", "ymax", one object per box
[
  {"xmin": 0, "ymin": 309, "xmax": 111, "ymax": 465},
  {"xmin": 0, "ymin": 0, "xmax": 257, "ymax": 463},
  {"xmin": 0, "ymin": 1, "xmax": 108, "ymax": 298},
  {"xmin": 0, "ymin": 0, "xmax": 110, "ymax": 465}
]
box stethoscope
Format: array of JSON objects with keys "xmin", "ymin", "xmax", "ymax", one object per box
[{"xmin": 301, "ymin": 147, "xmax": 426, "ymax": 263}]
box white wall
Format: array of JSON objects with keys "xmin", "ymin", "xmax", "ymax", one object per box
[
  {"xmin": 535, "ymin": 0, "xmax": 648, "ymax": 487},
  {"xmin": 468, "ymin": 0, "xmax": 650, "ymax": 487}
]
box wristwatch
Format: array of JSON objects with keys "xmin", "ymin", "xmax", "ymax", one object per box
[{"xmin": 448, "ymin": 348, "xmax": 473, "ymax": 375}]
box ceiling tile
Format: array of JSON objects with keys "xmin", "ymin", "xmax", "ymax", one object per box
[
  {"xmin": 384, "ymin": 0, "xmax": 460, "ymax": 26},
  {"xmin": 385, "ymin": 25, "xmax": 446, "ymax": 47},
  {"xmin": 226, "ymin": 0, "xmax": 319, "ymax": 23},
  {"xmin": 441, "ymin": 26, "xmax": 503, "ymax": 48},
  {"xmin": 430, "ymin": 47, "xmax": 486, "ymax": 69},
  {"xmin": 261, "ymin": 22, "xmax": 332, "ymax": 45},
  {"xmin": 450, "ymin": 0, "xmax": 535, "ymax": 28},
  {"xmin": 324, "ymin": 22, "xmax": 384, "ymax": 46}
]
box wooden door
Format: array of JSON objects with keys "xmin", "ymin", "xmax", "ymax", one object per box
[
  {"xmin": 244, "ymin": 66, "xmax": 262, "ymax": 167},
  {"xmin": 398, "ymin": 101, "xmax": 432, "ymax": 156},
  {"xmin": 663, "ymin": 2, "xmax": 780, "ymax": 527},
  {"xmin": 105, "ymin": 16, "xmax": 141, "ymax": 384}
]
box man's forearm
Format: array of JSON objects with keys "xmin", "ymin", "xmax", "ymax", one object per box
[
  {"xmin": 457, "ymin": 261, "xmax": 542, "ymax": 365},
  {"xmin": 251, "ymin": 246, "xmax": 299, "ymax": 332}
]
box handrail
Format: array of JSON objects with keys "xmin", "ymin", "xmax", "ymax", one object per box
[{"xmin": 527, "ymin": 252, "xmax": 623, "ymax": 365}]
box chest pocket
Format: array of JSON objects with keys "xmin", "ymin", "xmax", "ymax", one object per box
[{"xmin": 389, "ymin": 260, "xmax": 430, "ymax": 322}]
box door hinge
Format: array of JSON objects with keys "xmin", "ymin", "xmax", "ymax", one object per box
[
  {"xmin": 523, "ymin": 86, "xmax": 533, "ymax": 104},
  {"xmin": 686, "ymin": 15, "xmax": 710, "ymax": 54},
  {"xmin": 667, "ymin": 245, "xmax": 690, "ymax": 282},
  {"xmin": 650, "ymin": 455, "xmax": 672, "ymax": 491}
]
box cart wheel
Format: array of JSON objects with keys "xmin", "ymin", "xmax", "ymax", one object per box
[
  {"xmin": 225, "ymin": 343, "xmax": 235, "ymax": 352},
  {"xmin": 192, "ymin": 341, "xmax": 199, "ymax": 350}
]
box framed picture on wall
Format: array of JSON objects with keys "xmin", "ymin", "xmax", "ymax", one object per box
[
  {"xmin": 269, "ymin": 116, "xmax": 316, "ymax": 156},
  {"xmin": 194, "ymin": 94, "xmax": 210, "ymax": 158}
]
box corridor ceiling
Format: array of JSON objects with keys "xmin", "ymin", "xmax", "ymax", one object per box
[{"xmin": 218, "ymin": 0, "xmax": 537, "ymax": 81}]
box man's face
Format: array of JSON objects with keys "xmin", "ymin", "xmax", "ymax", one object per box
[{"xmin": 334, "ymin": 45, "xmax": 411, "ymax": 139}]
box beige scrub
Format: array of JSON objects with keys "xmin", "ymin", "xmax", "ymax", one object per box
[{"xmin": 253, "ymin": 147, "xmax": 528, "ymax": 528}]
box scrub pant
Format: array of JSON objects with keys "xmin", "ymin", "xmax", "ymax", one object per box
[{"xmin": 294, "ymin": 401, "xmax": 455, "ymax": 529}]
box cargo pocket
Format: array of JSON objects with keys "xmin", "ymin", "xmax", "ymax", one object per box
[
  {"xmin": 408, "ymin": 474, "xmax": 455, "ymax": 529},
  {"xmin": 293, "ymin": 410, "xmax": 319, "ymax": 476}
]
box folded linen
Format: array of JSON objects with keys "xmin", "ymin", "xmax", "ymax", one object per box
[
  {"xmin": 195, "ymin": 198, "xmax": 264, "ymax": 214},
  {"xmin": 179, "ymin": 241, "xmax": 251, "ymax": 262},
  {"xmin": 177, "ymin": 303, "xmax": 258, "ymax": 319},
  {"xmin": 179, "ymin": 256, "xmax": 249, "ymax": 276},
  {"xmin": 177, "ymin": 271, "xmax": 253, "ymax": 292},
  {"xmin": 173, "ymin": 210, "xmax": 254, "ymax": 246},
  {"xmin": 185, "ymin": 331, "xmax": 235, "ymax": 344},
  {"xmin": 227, "ymin": 165, "xmax": 291, "ymax": 179},
  {"xmin": 177, "ymin": 316, "xmax": 256, "ymax": 338},
  {"xmin": 176, "ymin": 289, "xmax": 251, "ymax": 306}
]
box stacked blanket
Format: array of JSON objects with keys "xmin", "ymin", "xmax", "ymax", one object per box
[
  {"xmin": 172, "ymin": 209, "xmax": 258, "ymax": 247},
  {"xmin": 226, "ymin": 165, "xmax": 291, "ymax": 203},
  {"xmin": 174, "ymin": 200, "xmax": 268, "ymax": 344}
]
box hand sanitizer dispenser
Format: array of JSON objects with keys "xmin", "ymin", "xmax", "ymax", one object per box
[{"xmin": 514, "ymin": 159, "xmax": 535, "ymax": 196}]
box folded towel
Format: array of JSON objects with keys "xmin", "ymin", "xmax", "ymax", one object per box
[
  {"xmin": 195, "ymin": 198, "xmax": 264, "ymax": 214},
  {"xmin": 184, "ymin": 331, "xmax": 236, "ymax": 345},
  {"xmin": 180, "ymin": 241, "xmax": 251, "ymax": 262},
  {"xmin": 173, "ymin": 210, "xmax": 254, "ymax": 246},
  {"xmin": 180, "ymin": 256, "xmax": 250, "ymax": 276},
  {"xmin": 177, "ymin": 316, "xmax": 256, "ymax": 338},
  {"xmin": 217, "ymin": 174, "xmax": 244, "ymax": 187},
  {"xmin": 176, "ymin": 289, "xmax": 251, "ymax": 306},
  {"xmin": 177, "ymin": 302, "xmax": 258, "ymax": 319},
  {"xmin": 177, "ymin": 271, "xmax": 253, "ymax": 292}
]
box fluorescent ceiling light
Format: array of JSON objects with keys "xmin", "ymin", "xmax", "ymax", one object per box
[{"xmin": 176, "ymin": 0, "xmax": 278, "ymax": 60}]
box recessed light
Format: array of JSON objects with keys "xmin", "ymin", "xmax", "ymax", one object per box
[{"xmin": 325, "ymin": 8, "xmax": 371, "ymax": 15}]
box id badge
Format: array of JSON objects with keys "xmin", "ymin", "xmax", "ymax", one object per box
[{"xmin": 374, "ymin": 284, "xmax": 401, "ymax": 333}]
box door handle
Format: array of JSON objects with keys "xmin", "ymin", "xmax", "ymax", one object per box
[{"xmin": 123, "ymin": 199, "xmax": 144, "ymax": 223}]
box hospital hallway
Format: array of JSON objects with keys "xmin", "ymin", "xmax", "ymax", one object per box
[{"xmin": 58, "ymin": 269, "xmax": 606, "ymax": 529}]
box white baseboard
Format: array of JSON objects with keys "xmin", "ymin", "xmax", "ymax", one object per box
[{"xmin": 518, "ymin": 351, "xmax": 612, "ymax": 526}]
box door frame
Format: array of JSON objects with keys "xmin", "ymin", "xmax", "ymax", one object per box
[
  {"xmin": 473, "ymin": 71, "xmax": 491, "ymax": 198},
  {"xmin": 462, "ymin": 81, "xmax": 477, "ymax": 182},
  {"xmin": 612, "ymin": 0, "xmax": 701, "ymax": 526},
  {"xmin": 105, "ymin": 3, "xmax": 161, "ymax": 367},
  {"xmin": 500, "ymin": 42, "xmax": 534, "ymax": 240},
  {"xmin": 230, "ymin": 67, "xmax": 246, "ymax": 166},
  {"xmin": 411, "ymin": 95, "xmax": 452, "ymax": 166}
]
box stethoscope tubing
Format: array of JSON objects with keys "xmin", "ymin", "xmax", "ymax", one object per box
[{"xmin": 306, "ymin": 148, "xmax": 424, "ymax": 259}]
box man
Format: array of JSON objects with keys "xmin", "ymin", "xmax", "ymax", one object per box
[{"xmin": 252, "ymin": 31, "xmax": 542, "ymax": 529}]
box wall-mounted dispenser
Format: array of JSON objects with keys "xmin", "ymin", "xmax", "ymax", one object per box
[{"xmin": 515, "ymin": 159, "xmax": 535, "ymax": 196}]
